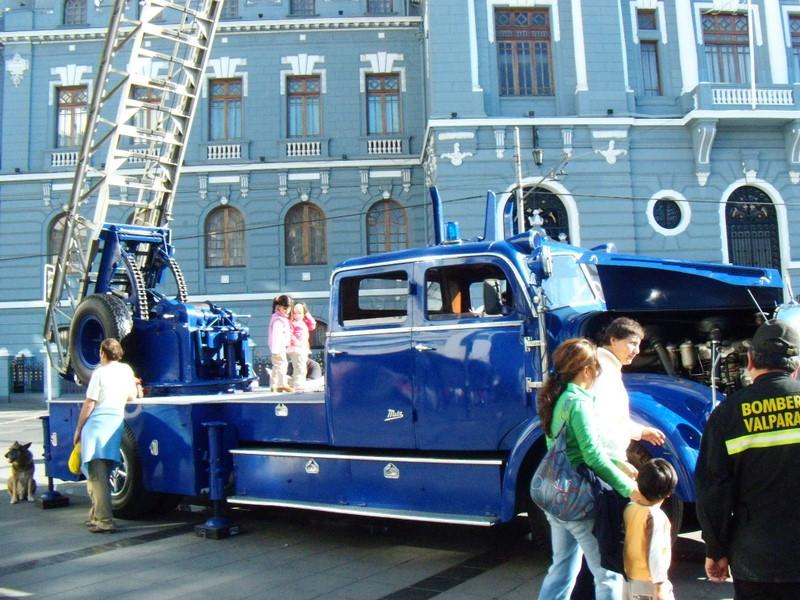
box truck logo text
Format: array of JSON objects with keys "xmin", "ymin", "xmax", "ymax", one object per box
[{"xmin": 384, "ymin": 409, "xmax": 405, "ymax": 422}]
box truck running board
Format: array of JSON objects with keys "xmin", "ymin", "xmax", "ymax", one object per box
[{"xmin": 226, "ymin": 496, "xmax": 499, "ymax": 527}]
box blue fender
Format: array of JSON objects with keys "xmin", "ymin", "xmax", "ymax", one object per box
[
  {"xmin": 498, "ymin": 417, "xmax": 546, "ymax": 522},
  {"xmin": 625, "ymin": 373, "xmax": 714, "ymax": 502},
  {"xmin": 498, "ymin": 373, "xmax": 713, "ymax": 519}
]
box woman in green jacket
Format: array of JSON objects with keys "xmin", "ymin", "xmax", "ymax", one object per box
[{"xmin": 536, "ymin": 338, "xmax": 644, "ymax": 600}]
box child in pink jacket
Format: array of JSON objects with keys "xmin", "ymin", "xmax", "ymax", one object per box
[
  {"xmin": 268, "ymin": 294, "xmax": 293, "ymax": 392},
  {"xmin": 287, "ymin": 302, "xmax": 317, "ymax": 389}
]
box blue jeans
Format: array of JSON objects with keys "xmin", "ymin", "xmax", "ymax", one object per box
[{"xmin": 537, "ymin": 513, "xmax": 623, "ymax": 600}]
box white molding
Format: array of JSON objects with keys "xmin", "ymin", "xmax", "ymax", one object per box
[
  {"xmin": 647, "ymin": 190, "xmax": 691, "ymax": 236},
  {"xmin": 205, "ymin": 57, "xmax": 249, "ymax": 98},
  {"xmin": 618, "ymin": 0, "xmax": 632, "ymax": 92},
  {"xmin": 438, "ymin": 131, "xmax": 475, "ymax": 140},
  {"xmin": 359, "ymin": 52, "xmax": 406, "ymax": 92},
  {"xmin": 49, "ymin": 64, "xmax": 93, "ymax": 106},
  {"xmin": 0, "ymin": 16, "xmax": 423, "ymax": 44},
  {"xmin": 718, "ymin": 179, "xmax": 790, "ymax": 283},
  {"xmin": 781, "ymin": 5, "xmax": 800, "ymax": 84},
  {"xmin": 629, "ymin": 1, "xmax": 668, "ymax": 45},
  {"xmin": 676, "ymin": 0, "xmax": 699, "ymax": 93},
  {"xmin": 693, "ymin": 2, "xmax": 762, "ymax": 47},
  {"xmin": 572, "ymin": 0, "xmax": 588, "ymax": 92},
  {"xmin": 468, "ymin": 0, "xmax": 483, "ymax": 92},
  {"xmin": 502, "ymin": 177, "xmax": 581, "ymax": 246},
  {"xmin": 279, "ymin": 54, "xmax": 326, "ymax": 95},
  {"xmin": 486, "ymin": 0, "xmax": 560, "ymax": 43},
  {"xmin": 765, "ymin": 0, "xmax": 788, "ymax": 84}
]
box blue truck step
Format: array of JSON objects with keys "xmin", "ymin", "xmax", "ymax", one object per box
[
  {"xmin": 230, "ymin": 447, "xmax": 504, "ymax": 524},
  {"xmin": 226, "ymin": 496, "xmax": 498, "ymax": 526}
]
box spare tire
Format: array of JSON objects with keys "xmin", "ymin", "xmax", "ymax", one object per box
[{"xmin": 69, "ymin": 294, "xmax": 132, "ymax": 384}]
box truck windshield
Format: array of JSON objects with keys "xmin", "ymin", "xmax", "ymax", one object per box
[{"xmin": 541, "ymin": 253, "xmax": 600, "ymax": 309}]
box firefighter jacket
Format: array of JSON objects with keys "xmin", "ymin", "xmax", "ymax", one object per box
[{"xmin": 695, "ymin": 371, "xmax": 800, "ymax": 582}]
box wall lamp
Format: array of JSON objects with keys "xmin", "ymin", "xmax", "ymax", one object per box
[{"xmin": 532, "ymin": 126, "xmax": 543, "ymax": 167}]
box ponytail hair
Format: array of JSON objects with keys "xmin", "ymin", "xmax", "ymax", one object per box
[{"xmin": 537, "ymin": 337, "xmax": 599, "ymax": 434}]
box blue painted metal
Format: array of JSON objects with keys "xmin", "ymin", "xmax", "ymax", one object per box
[
  {"xmin": 44, "ymin": 193, "xmax": 790, "ymax": 528},
  {"xmin": 83, "ymin": 223, "xmax": 256, "ymax": 394}
]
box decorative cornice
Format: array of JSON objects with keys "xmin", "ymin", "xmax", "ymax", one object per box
[{"xmin": 0, "ymin": 16, "xmax": 422, "ymax": 44}]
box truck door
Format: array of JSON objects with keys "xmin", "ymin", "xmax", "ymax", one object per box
[
  {"xmin": 412, "ymin": 257, "xmax": 531, "ymax": 450},
  {"xmin": 327, "ymin": 267, "xmax": 416, "ymax": 448}
]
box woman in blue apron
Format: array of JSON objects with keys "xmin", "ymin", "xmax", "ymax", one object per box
[{"xmin": 73, "ymin": 338, "xmax": 139, "ymax": 533}]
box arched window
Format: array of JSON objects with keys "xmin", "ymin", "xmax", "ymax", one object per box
[
  {"xmin": 508, "ymin": 186, "xmax": 570, "ymax": 242},
  {"xmin": 48, "ymin": 212, "xmax": 86, "ymax": 272},
  {"xmin": 366, "ymin": 199, "xmax": 408, "ymax": 254},
  {"xmin": 726, "ymin": 186, "xmax": 780, "ymax": 270},
  {"xmin": 205, "ymin": 206, "xmax": 245, "ymax": 267},
  {"xmin": 285, "ymin": 203, "xmax": 326, "ymax": 265},
  {"xmin": 64, "ymin": 0, "xmax": 86, "ymax": 24}
]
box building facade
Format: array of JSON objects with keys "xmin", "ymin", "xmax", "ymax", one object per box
[{"xmin": 1, "ymin": 0, "xmax": 799, "ymax": 398}]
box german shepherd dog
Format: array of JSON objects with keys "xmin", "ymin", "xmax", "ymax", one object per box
[{"xmin": 5, "ymin": 441, "xmax": 36, "ymax": 503}]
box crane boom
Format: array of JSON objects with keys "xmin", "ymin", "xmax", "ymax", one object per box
[{"xmin": 43, "ymin": 0, "xmax": 224, "ymax": 377}]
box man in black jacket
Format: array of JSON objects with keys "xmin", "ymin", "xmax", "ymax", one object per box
[{"xmin": 696, "ymin": 320, "xmax": 800, "ymax": 600}]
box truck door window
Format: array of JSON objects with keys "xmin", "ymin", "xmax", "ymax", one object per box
[
  {"xmin": 540, "ymin": 253, "xmax": 598, "ymax": 308},
  {"xmin": 339, "ymin": 270, "xmax": 409, "ymax": 326},
  {"xmin": 425, "ymin": 263, "xmax": 513, "ymax": 319}
]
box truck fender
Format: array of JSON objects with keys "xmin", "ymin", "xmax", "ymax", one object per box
[
  {"xmin": 627, "ymin": 399, "xmax": 700, "ymax": 502},
  {"xmin": 498, "ymin": 418, "xmax": 547, "ymax": 522}
]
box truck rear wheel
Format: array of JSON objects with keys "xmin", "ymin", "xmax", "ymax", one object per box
[
  {"xmin": 69, "ymin": 294, "xmax": 132, "ymax": 384},
  {"xmin": 111, "ymin": 426, "xmax": 157, "ymax": 519}
]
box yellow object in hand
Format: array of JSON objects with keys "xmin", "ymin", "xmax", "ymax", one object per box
[{"xmin": 68, "ymin": 442, "xmax": 81, "ymax": 475}]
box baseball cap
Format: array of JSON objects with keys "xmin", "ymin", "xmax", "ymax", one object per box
[{"xmin": 748, "ymin": 320, "xmax": 800, "ymax": 357}]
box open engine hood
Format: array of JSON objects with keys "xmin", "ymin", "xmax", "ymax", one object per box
[{"xmin": 580, "ymin": 251, "xmax": 784, "ymax": 312}]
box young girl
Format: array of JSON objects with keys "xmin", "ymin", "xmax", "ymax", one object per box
[
  {"xmin": 269, "ymin": 294, "xmax": 293, "ymax": 392},
  {"xmin": 288, "ymin": 302, "xmax": 317, "ymax": 389},
  {"xmin": 536, "ymin": 338, "xmax": 643, "ymax": 600}
]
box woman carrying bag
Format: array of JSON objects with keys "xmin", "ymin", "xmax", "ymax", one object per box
[{"xmin": 536, "ymin": 338, "xmax": 645, "ymax": 600}]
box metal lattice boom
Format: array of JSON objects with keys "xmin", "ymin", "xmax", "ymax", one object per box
[{"xmin": 43, "ymin": 0, "xmax": 224, "ymax": 375}]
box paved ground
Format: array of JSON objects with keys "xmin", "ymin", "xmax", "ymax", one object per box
[{"xmin": 0, "ymin": 401, "xmax": 735, "ymax": 599}]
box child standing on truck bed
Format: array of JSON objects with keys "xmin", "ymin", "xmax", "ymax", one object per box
[
  {"xmin": 269, "ymin": 294, "xmax": 293, "ymax": 393},
  {"xmin": 288, "ymin": 302, "xmax": 316, "ymax": 389},
  {"xmin": 623, "ymin": 458, "xmax": 678, "ymax": 600}
]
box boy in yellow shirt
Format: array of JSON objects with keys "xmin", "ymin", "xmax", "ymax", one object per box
[{"xmin": 623, "ymin": 458, "xmax": 678, "ymax": 600}]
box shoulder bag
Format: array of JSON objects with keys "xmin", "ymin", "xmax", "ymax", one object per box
[{"xmin": 530, "ymin": 419, "xmax": 597, "ymax": 521}]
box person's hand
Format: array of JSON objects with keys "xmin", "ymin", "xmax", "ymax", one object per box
[
  {"xmin": 705, "ymin": 557, "xmax": 730, "ymax": 582},
  {"xmin": 629, "ymin": 487, "xmax": 646, "ymax": 504},
  {"xmin": 641, "ymin": 426, "xmax": 666, "ymax": 445},
  {"xmin": 617, "ymin": 460, "xmax": 639, "ymax": 479},
  {"xmin": 654, "ymin": 581, "xmax": 673, "ymax": 600}
]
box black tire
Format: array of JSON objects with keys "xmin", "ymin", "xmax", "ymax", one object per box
[
  {"xmin": 627, "ymin": 441, "xmax": 685, "ymax": 541},
  {"xmin": 150, "ymin": 493, "xmax": 183, "ymax": 515},
  {"xmin": 527, "ymin": 495, "xmax": 552, "ymax": 553},
  {"xmin": 111, "ymin": 426, "xmax": 158, "ymax": 519},
  {"xmin": 69, "ymin": 294, "xmax": 132, "ymax": 384}
]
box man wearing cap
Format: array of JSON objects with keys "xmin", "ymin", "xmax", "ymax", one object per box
[{"xmin": 696, "ymin": 320, "xmax": 800, "ymax": 599}]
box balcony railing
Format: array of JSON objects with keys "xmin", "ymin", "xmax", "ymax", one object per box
[
  {"xmin": 712, "ymin": 87, "xmax": 794, "ymax": 106},
  {"xmin": 286, "ymin": 140, "xmax": 321, "ymax": 157},
  {"xmin": 51, "ymin": 151, "xmax": 78, "ymax": 167},
  {"xmin": 368, "ymin": 138, "xmax": 403, "ymax": 155},
  {"xmin": 207, "ymin": 143, "xmax": 242, "ymax": 160}
]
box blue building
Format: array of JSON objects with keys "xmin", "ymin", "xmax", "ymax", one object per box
[{"xmin": 1, "ymin": 0, "xmax": 799, "ymax": 399}]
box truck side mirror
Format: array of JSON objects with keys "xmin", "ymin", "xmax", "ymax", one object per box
[{"xmin": 529, "ymin": 245, "xmax": 553, "ymax": 280}]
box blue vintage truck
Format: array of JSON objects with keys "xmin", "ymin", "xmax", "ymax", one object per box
[{"xmin": 43, "ymin": 189, "xmax": 785, "ymax": 535}]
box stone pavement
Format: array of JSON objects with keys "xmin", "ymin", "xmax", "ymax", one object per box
[{"xmin": 0, "ymin": 401, "xmax": 735, "ymax": 599}]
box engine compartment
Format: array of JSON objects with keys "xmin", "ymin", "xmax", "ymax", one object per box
[{"xmin": 583, "ymin": 309, "xmax": 765, "ymax": 394}]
